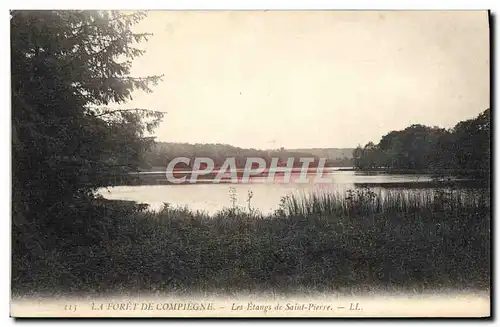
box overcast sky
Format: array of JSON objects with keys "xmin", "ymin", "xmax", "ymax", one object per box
[{"xmin": 124, "ymin": 10, "xmax": 490, "ymax": 149}]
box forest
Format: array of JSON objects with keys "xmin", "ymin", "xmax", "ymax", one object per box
[
  {"xmin": 352, "ymin": 109, "xmax": 491, "ymax": 178},
  {"xmin": 140, "ymin": 142, "xmax": 354, "ymax": 169}
]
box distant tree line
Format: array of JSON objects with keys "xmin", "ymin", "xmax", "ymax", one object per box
[
  {"xmin": 352, "ymin": 109, "xmax": 490, "ymax": 178},
  {"xmin": 140, "ymin": 143, "xmax": 354, "ymax": 169}
]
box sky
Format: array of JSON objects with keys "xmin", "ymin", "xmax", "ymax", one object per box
[{"xmin": 123, "ymin": 10, "xmax": 490, "ymax": 149}]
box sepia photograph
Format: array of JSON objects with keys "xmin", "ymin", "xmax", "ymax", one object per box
[{"xmin": 10, "ymin": 9, "xmax": 491, "ymax": 318}]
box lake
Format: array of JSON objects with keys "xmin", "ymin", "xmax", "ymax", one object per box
[{"xmin": 98, "ymin": 170, "xmax": 483, "ymax": 215}]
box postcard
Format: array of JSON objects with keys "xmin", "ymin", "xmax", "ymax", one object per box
[{"xmin": 10, "ymin": 10, "xmax": 491, "ymax": 318}]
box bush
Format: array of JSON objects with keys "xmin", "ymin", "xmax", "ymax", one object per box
[{"xmin": 12, "ymin": 188, "xmax": 490, "ymax": 296}]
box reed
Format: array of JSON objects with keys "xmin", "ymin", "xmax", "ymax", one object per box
[{"xmin": 11, "ymin": 188, "xmax": 490, "ymax": 296}]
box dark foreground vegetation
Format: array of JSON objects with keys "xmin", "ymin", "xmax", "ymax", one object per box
[{"xmin": 12, "ymin": 188, "xmax": 490, "ymax": 296}]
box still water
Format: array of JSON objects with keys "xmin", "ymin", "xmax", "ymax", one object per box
[{"xmin": 98, "ymin": 170, "xmax": 461, "ymax": 215}]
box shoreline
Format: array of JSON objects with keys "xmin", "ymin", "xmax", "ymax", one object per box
[{"xmin": 106, "ymin": 172, "xmax": 487, "ymax": 187}]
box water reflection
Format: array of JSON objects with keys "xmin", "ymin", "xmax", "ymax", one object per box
[{"xmin": 99, "ymin": 171, "xmax": 486, "ymax": 215}]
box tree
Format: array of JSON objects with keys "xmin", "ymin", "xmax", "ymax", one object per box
[
  {"xmin": 11, "ymin": 10, "xmax": 165, "ymax": 231},
  {"xmin": 352, "ymin": 109, "xmax": 490, "ymax": 176},
  {"xmin": 450, "ymin": 108, "xmax": 490, "ymax": 176},
  {"xmin": 352, "ymin": 145, "xmax": 364, "ymax": 169}
]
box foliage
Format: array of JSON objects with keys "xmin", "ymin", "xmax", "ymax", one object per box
[
  {"xmin": 11, "ymin": 10, "xmax": 165, "ymax": 234},
  {"xmin": 451, "ymin": 109, "xmax": 491, "ymax": 174},
  {"xmin": 352, "ymin": 109, "xmax": 491, "ymax": 178},
  {"xmin": 139, "ymin": 142, "xmax": 353, "ymax": 169},
  {"xmin": 12, "ymin": 189, "xmax": 490, "ymax": 296}
]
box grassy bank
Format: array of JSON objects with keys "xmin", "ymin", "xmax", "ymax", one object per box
[{"xmin": 12, "ymin": 188, "xmax": 490, "ymax": 296}]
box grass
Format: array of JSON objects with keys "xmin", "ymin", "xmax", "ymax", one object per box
[{"xmin": 11, "ymin": 188, "xmax": 490, "ymax": 297}]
